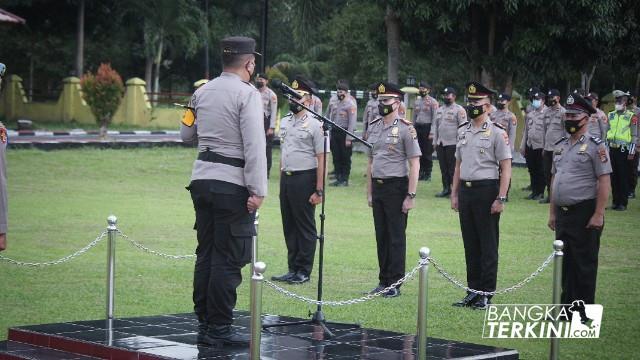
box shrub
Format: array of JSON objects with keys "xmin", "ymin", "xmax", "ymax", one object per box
[{"xmin": 80, "ymin": 63, "xmax": 124, "ymax": 137}]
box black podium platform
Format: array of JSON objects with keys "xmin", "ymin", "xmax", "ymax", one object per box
[{"xmin": 1, "ymin": 311, "xmax": 518, "ymax": 359}]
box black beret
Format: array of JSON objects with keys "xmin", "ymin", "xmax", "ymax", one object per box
[
  {"xmin": 419, "ymin": 81, "xmax": 432, "ymax": 89},
  {"xmin": 547, "ymin": 89, "xmax": 560, "ymax": 97},
  {"xmin": 220, "ymin": 36, "xmax": 261, "ymax": 56},
  {"xmin": 256, "ymin": 73, "xmax": 269, "ymax": 80},
  {"xmin": 565, "ymin": 93, "xmax": 596, "ymax": 115},
  {"xmin": 442, "ymin": 86, "xmax": 456, "ymax": 95},
  {"xmin": 336, "ymin": 80, "xmax": 349, "ymax": 91},
  {"xmin": 497, "ymin": 93, "xmax": 512, "ymax": 101}
]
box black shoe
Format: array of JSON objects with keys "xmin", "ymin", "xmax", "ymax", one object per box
[
  {"xmin": 521, "ymin": 185, "xmax": 532, "ymax": 191},
  {"xmin": 435, "ymin": 189, "xmax": 450, "ymax": 198},
  {"xmin": 539, "ymin": 196, "xmax": 550, "ymax": 204},
  {"xmin": 197, "ymin": 321, "xmax": 208, "ymax": 345},
  {"xmin": 531, "ymin": 193, "xmax": 544, "ymax": 201},
  {"xmin": 201, "ymin": 325, "xmax": 250, "ymax": 347},
  {"xmin": 628, "ymin": 192, "xmax": 636, "ymax": 199},
  {"xmin": 472, "ymin": 295, "xmax": 490, "ymax": 310},
  {"xmin": 452, "ymin": 293, "xmax": 478, "ymax": 307},
  {"xmin": 424, "ymin": 175, "xmax": 431, "ymax": 182},
  {"xmin": 363, "ymin": 284, "xmax": 386, "ymax": 295},
  {"xmin": 383, "ymin": 288, "xmax": 401, "ymax": 298},
  {"xmin": 613, "ymin": 205, "xmax": 627, "ymax": 211},
  {"xmin": 271, "ymin": 271, "xmax": 295, "ymax": 282},
  {"xmin": 287, "ymin": 272, "xmax": 310, "ymax": 284},
  {"xmin": 329, "ymin": 180, "xmax": 342, "ymax": 187}
]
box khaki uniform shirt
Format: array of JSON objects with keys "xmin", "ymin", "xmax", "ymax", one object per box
[
  {"xmin": 259, "ymin": 87, "xmax": 278, "ymax": 129},
  {"xmin": 280, "ymin": 113, "xmax": 326, "ymax": 171},
  {"xmin": 551, "ymin": 135, "xmax": 612, "ymax": 206},
  {"xmin": 455, "ymin": 120, "xmax": 512, "ymax": 180},
  {"xmin": 366, "ymin": 117, "xmax": 421, "ymax": 178},
  {"xmin": 180, "ymin": 72, "xmax": 268, "ymax": 196},
  {"xmin": 362, "ymin": 98, "xmax": 379, "ymax": 135},
  {"xmin": 431, "ymin": 103, "xmax": 467, "ymax": 146},
  {"xmin": 489, "ymin": 109, "xmax": 517, "ymax": 152},
  {"xmin": 330, "ymin": 96, "xmax": 357, "ymax": 134},
  {"xmin": 630, "ymin": 105, "xmax": 640, "ymax": 146},
  {"xmin": 520, "ymin": 105, "xmax": 546, "ymax": 152},
  {"xmin": 412, "ymin": 95, "xmax": 439, "ymax": 125},
  {"xmin": 587, "ymin": 108, "xmax": 609, "ymax": 139},
  {"xmin": 0, "ymin": 125, "xmax": 7, "ymax": 234},
  {"xmin": 543, "ymin": 105, "xmax": 566, "ymax": 151}
]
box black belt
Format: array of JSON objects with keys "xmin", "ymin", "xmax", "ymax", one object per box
[
  {"xmin": 558, "ymin": 198, "xmax": 595, "ymax": 212},
  {"xmin": 282, "ymin": 169, "xmax": 316, "ymax": 176},
  {"xmin": 460, "ymin": 179, "xmax": 498, "ymax": 188},
  {"xmin": 197, "ymin": 151, "xmax": 245, "ymax": 168},
  {"xmin": 372, "ymin": 177, "xmax": 407, "ymax": 185}
]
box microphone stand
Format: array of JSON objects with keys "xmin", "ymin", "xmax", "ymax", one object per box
[{"xmin": 262, "ymin": 94, "xmax": 372, "ymax": 339}]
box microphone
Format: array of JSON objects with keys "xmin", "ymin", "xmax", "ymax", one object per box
[{"xmin": 271, "ymin": 79, "xmax": 302, "ymax": 100}]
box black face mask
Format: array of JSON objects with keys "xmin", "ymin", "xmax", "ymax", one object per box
[
  {"xmin": 419, "ymin": 91, "xmax": 428, "ymax": 97},
  {"xmin": 548, "ymin": 99, "xmax": 557, "ymax": 107},
  {"xmin": 289, "ymin": 102, "xmax": 303, "ymax": 114},
  {"xmin": 466, "ymin": 104, "xmax": 485, "ymax": 119},
  {"xmin": 256, "ymin": 82, "xmax": 265, "ymax": 89},
  {"xmin": 443, "ymin": 98, "xmax": 453, "ymax": 105},
  {"xmin": 628, "ymin": 98, "xmax": 634, "ymax": 106},
  {"xmin": 378, "ymin": 102, "xmax": 395, "ymax": 116},
  {"xmin": 338, "ymin": 94, "xmax": 345, "ymax": 101},
  {"xmin": 496, "ymin": 103, "xmax": 506, "ymax": 110},
  {"xmin": 564, "ymin": 119, "xmax": 585, "ymax": 134},
  {"xmin": 371, "ymin": 93, "xmax": 378, "ymax": 99}
]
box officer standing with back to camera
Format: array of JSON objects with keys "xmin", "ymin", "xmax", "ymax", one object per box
[
  {"xmin": 541, "ymin": 89, "xmax": 566, "ymax": 204},
  {"xmin": 547, "ymin": 92, "xmax": 611, "ymax": 306},
  {"xmin": 329, "ymin": 80, "xmax": 357, "ymax": 187},
  {"xmin": 255, "ymin": 73, "xmax": 277, "ymax": 179},
  {"xmin": 270, "ymin": 77, "xmax": 326, "ymax": 285},
  {"xmin": 451, "ymin": 82, "xmax": 512, "ymax": 310},
  {"xmin": 412, "ymin": 81, "xmax": 439, "ymax": 181},
  {"xmin": 606, "ymin": 90, "xmax": 638, "ymax": 211},
  {"xmin": 431, "ymin": 86, "xmax": 467, "ymax": 197},
  {"xmin": 180, "ymin": 36, "xmax": 267, "ymax": 347},
  {"xmin": 365, "ymin": 82, "xmax": 421, "ymax": 298}
]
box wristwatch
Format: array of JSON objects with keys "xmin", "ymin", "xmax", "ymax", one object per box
[
  {"xmin": 407, "ymin": 192, "xmax": 417, "ymax": 199},
  {"xmin": 496, "ymin": 196, "xmax": 507, "ymax": 203},
  {"xmin": 315, "ymin": 189, "xmax": 324, "ymax": 197}
]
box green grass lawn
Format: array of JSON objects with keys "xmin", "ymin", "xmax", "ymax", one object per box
[{"xmin": 0, "ymin": 147, "xmax": 638, "ymax": 359}]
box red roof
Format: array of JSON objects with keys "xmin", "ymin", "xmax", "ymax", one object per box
[{"xmin": 0, "ymin": 8, "xmax": 26, "ymax": 24}]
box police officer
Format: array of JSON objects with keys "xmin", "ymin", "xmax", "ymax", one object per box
[
  {"xmin": 547, "ymin": 92, "xmax": 611, "ymax": 306},
  {"xmin": 451, "ymin": 82, "xmax": 511, "ymax": 310},
  {"xmin": 489, "ymin": 93, "xmax": 517, "ymax": 152},
  {"xmin": 541, "ymin": 89, "xmax": 565, "ymax": 204},
  {"xmin": 606, "ymin": 90, "xmax": 638, "ymax": 210},
  {"xmin": 309, "ymin": 80, "xmax": 323, "ymax": 114},
  {"xmin": 626, "ymin": 91, "xmax": 639, "ymax": 199},
  {"xmin": 519, "ymin": 90, "xmax": 546, "ymax": 200},
  {"xmin": 585, "ymin": 92, "xmax": 609, "ymax": 139},
  {"xmin": 256, "ymin": 73, "xmax": 278, "ymax": 178},
  {"xmin": 431, "ymin": 86, "xmax": 467, "ymax": 197},
  {"xmin": 0, "ymin": 62, "xmax": 7, "ymax": 252},
  {"xmin": 362, "ymin": 83, "xmax": 379, "ymax": 139},
  {"xmin": 412, "ymin": 81, "xmax": 439, "ymax": 181},
  {"xmin": 365, "ymin": 82, "xmax": 421, "ymax": 298},
  {"xmin": 270, "ymin": 77, "xmax": 326, "ymax": 285},
  {"xmin": 180, "ymin": 37, "xmax": 267, "ymax": 346},
  {"xmin": 329, "ymin": 80, "xmax": 357, "ymax": 186}
]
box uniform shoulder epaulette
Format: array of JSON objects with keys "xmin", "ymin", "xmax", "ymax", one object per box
[
  {"xmin": 555, "ymin": 136, "xmax": 567, "ymax": 145},
  {"xmin": 458, "ymin": 121, "xmax": 469, "ymax": 129},
  {"xmin": 370, "ymin": 117, "xmax": 382, "ymax": 125},
  {"xmin": 590, "ymin": 136, "xmax": 603, "ymax": 145},
  {"xmin": 400, "ymin": 118, "xmax": 412, "ymax": 126},
  {"xmin": 492, "ymin": 122, "xmax": 505, "ymax": 130}
]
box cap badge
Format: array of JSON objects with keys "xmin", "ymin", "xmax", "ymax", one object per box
[
  {"xmin": 292, "ymin": 80, "xmax": 299, "ymax": 89},
  {"xmin": 468, "ymin": 84, "xmax": 476, "ymax": 94},
  {"xmin": 378, "ymin": 84, "xmax": 386, "ymax": 94},
  {"xmin": 567, "ymin": 96, "xmax": 575, "ymax": 105}
]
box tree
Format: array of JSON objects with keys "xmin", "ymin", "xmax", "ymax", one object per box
[{"xmin": 80, "ymin": 63, "xmax": 124, "ymax": 137}]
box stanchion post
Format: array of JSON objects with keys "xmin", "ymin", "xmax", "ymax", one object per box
[
  {"xmin": 250, "ymin": 261, "xmax": 266, "ymax": 360},
  {"xmin": 417, "ymin": 247, "xmax": 430, "ymax": 360},
  {"xmin": 251, "ymin": 212, "xmax": 259, "ymax": 275},
  {"xmin": 106, "ymin": 215, "xmax": 118, "ymax": 327},
  {"xmin": 550, "ymin": 240, "xmax": 564, "ymax": 360}
]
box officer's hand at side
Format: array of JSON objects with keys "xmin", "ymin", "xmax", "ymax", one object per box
[
  {"xmin": 627, "ymin": 154, "xmax": 635, "ymax": 161},
  {"xmin": 490, "ymin": 200, "xmax": 504, "ymax": 214},
  {"xmin": 520, "ymin": 148, "xmax": 526, "ymax": 157},
  {"xmin": 402, "ymin": 197, "xmax": 415, "ymax": 214},
  {"xmin": 0, "ymin": 233, "xmax": 6, "ymax": 252},
  {"xmin": 367, "ymin": 193, "xmax": 372, "ymax": 208},
  {"xmin": 345, "ymin": 139, "xmax": 352, "ymax": 147},
  {"xmin": 428, "ymin": 134, "xmax": 433, "ymax": 140},
  {"xmin": 247, "ymin": 195, "xmax": 264, "ymax": 213},
  {"xmin": 309, "ymin": 193, "xmax": 322, "ymax": 205},
  {"xmin": 450, "ymin": 195, "xmax": 458, "ymax": 212},
  {"xmin": 547, "ymin": 215, "xmax": 556, "ymax": 231},
  {"xmin": 266, "ymin": 128, "xmax": 274, "ymax": 136},
  {"xmin": 586, "ymin": 213, "xmax": 604, "ymax": 230}
]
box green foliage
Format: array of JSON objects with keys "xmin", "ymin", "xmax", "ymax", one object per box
[{"xmin": 80, "ymin": 63, "xmax": 124, "ymax": 130}]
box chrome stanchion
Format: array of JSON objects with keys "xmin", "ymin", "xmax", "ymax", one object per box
[
  {"xmin": 417, "ymin": 247, "xmax": 430, "ymax": 360},
  {"xmin": 250, "ymin": 261, "xmax": 266, "ymax": 360},
  {"xmin": 550, "ymin": 240, "xmax": 564, "ymax": 360},
  {"xmin": 106, "ymin": 215, "xmax": 118, "ymax": 332},
  {"xmin": 251, "ymin": 212, "xmax": 259, "ymax": 275}
]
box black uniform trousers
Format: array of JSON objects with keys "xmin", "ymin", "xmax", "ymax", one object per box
[
  {"xmin": 609, "ymin": 147, "xmax": 629, "ymax": 207},
  {"xmin": 264, "ymin": 116, "xmax": 274, "ymax": 179},
  {"xmin": 525, "ymin": 146, "xmax": 545, "ymax": 196},
  {"xmin": 415, "ymin": 124, "xmax": 433, "ymax": 177},
  {"xmin": 543, "ymin": 150, "xmax": 554, "ymax": 195},
  {"xmin": 628, "ymin": 152, "xmax": 639, "ymax": 194},
  {"xmin": 330, "ymin": 128, "xmax": 352, "ymax": 182},
  {"xmin": 555, "ymin": 199, "xmax": 601, "ymax": 304},
  {"xmin": 280, "ymin": 169, "xmax": 318, "ymax": 276},
  {"xmin": 189, "ymin": 179, "xmax": 255, "ymax": 326},
  {"xmin": 436, "ymin": 144, "xmax": 456, "ymax": 191},
  {"xmin": 371, "ymin": 177, "xmax": 408, "ymax": 287},
  {"xmin": 458, "ymin": 180, "xmax": 500, "ymax": 293}
]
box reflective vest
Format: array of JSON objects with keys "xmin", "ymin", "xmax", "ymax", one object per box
[{"xmin": 607, "ymin": 110, "xmax": 634, "ymax": 145}]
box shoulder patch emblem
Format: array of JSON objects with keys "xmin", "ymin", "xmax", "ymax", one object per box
[
  {"xmin": 409, "ymin": 126, "xmax": 417, "ymax": 139},
  {"xmin": 501, "ymin": 131, "xmax": 509, "ymax": 145},
  {"xmin": 598, "ymin": 146, "xmax": 608, "ymax": 163},
  {"xmin": 0, "ymin": 127, "xmax": 6, "ymax": 144}
]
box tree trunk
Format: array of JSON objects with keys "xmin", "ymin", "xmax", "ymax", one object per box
[
  {"xmin": 469, "ymin": 6, "xmax": 480, "ymax": 80},
  {"xmin": 99, "ymin": 116, "xmax": 109, "ymax": 138},
  {"xmin": 204, "ymin": 0, "xmax": 210, "ymax": 79},
  {"xmin": 75, "ymin": 0, "xmax": 85, "ymax": 77},
  {"xmin": 153, "ymin": 36, "xmax": 164, "ymax": 95},
  {"xmin": 144, "ymin": 57, "xmax": 153, "ymax": 93},
  {"xmin": 482, "ymin": 4, "xmax": 496, "ymax": 88},
  {"xmin": 636, "ymin": 72, "xmax": 640, "ymax": 96},
  {"xmin": 586, "ymin": 65, "xmax": 596, "ymax": 93},
  {"xmin": 504, "ymin": 73, "xmax": 513, "ymax": 94},
  {"xmin": 385, "ymin": 5, "xmax": 400, "ymax": 84}
]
